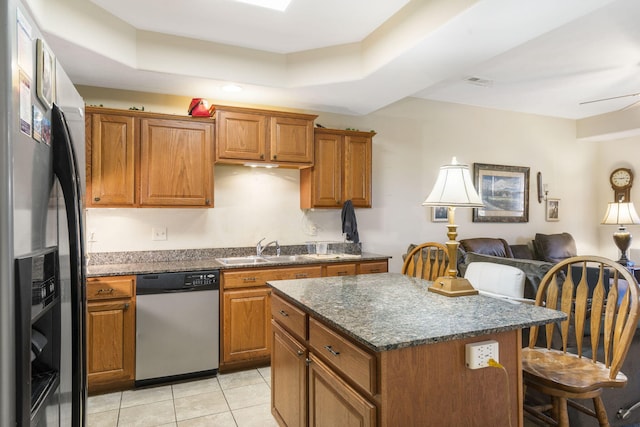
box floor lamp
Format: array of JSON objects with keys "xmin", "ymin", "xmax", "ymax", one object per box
[
  {"xmin": 601, "ymin": 201, "xmax": 640, "ymax": 266},
  {"xmin": 422, "ymin": 157, "xmax": 484, "ymax": 297}
]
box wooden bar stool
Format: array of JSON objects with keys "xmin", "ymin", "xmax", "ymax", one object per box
[{"xmin": 522, "ymin": 255, "xmax": 640, "ymax": 426}]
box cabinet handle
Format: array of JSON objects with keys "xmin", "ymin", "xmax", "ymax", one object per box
[
  {"xmin": 205, "ymin": 199, "xmax": 210, "ymax": 205},
  {"xmin": 243, "ymin": 277, "xmax": 257, "ymax": 282},
  {"xmin": 124, "ymin": 303, "xmax": 130, "ymax": 311},
  {"xmin": 97, "ymin": 288, "xmax": 115, "ymax": 294},
  {"xmin": 369, "ymin": 269, "xmax": 380, "ymax": 273},
  {"xmin": 297, "ymin": 350, "xmax": 304, "ymax": 356},
  {"xmin": 336, "ymin": 200, "xmax": 341, "ymax": 205},
  {"xmin": 94, "ymin": 197, "xmax": 101, "ymax": 202},
  {"xmin": 260, "ymin": 154, "xmax": 264, "ymax": 160},
  {"xmin": 295, "ymin": 273, "xmax": 308, "ymax": 278},
  {"xmin": 279, "ymin": 310, "xmax": 289, "ymax": 317},
  {"xmin": 324, "ymin": 345, "xmax": 340, "ymax": 356},
  {"xmin": 337, "ymin": 271, "xmax": 349, "ymax": 276}
]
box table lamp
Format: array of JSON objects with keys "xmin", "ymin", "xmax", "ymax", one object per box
[
  {"xmin": 422, "ymin": 157, "xmax": 484, "ymax": 296},
  {"xmin": 601, "ymin": 201, "xmax": 640, "ymax": 266}
]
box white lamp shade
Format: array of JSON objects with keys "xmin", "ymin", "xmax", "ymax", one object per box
[
  {"xmin": 422, "ymin": 158, "xmax": 484, "ymax": 207},
  {"xmin": 601, "ymin": 202, "xmax": 640, "ymax": 225}
]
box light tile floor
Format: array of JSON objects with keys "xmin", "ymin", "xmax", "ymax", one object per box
[{"xmin": 87, "ymin": 367, "xmax": 278, "ymax": 427}]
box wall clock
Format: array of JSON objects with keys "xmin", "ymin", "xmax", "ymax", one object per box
[{"xmin": 610, "ymin": 167, "xmax": 633, "ymax": 202}]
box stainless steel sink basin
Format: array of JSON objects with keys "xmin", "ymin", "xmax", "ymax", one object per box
[
  {"xmin": 261, "ymin": 255, "xmax": 311, "ymax": 262},
  {"xmin": 216, "ymin": 256, "xmax": 271, "ymax": 265}
]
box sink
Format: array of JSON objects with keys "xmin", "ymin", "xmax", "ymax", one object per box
[
  {"xmin": 216, "ymin": 256, "xmax": 271, "ymax": 265},
  {"xmin": 261, "ymin": 255, "xmax": 311, "ymax": 262}
]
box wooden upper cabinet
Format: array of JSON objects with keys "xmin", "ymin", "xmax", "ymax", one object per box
[
  {"xmin": 87, "ymin": 113, "xmax": 136, "ymax": 207},
  {"xmin": 270, "ymin": 116, "xmax": 314, "ymax": 163},
  {"xmin": 85, "ymin": 107, "xmax": 214, "ymax": 208},
  {"xmin": 215, "ymin": 106, "xmax": 316, "ymax": 167},
  {"xmin": 216, "ymin": 109, "xmax": 267, "ymax": 162},
  {"xmin": 300, "ymin": 128, "xmax": 374, "ymax": 209},
  {"xmin": 140, "ymin": 118, "xmax": 214, "ymax": 207}
]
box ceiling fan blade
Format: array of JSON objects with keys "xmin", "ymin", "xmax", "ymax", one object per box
[{"xmin": 580, "ymin": 92, "xmax": 640, "ymax": 105}]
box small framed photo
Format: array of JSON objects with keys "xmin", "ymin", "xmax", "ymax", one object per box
[
  {"xmin": 546, "ymin": 198, "xmax": 560, "ymax": 222},
  {"xmin": 36, "ymin": 39, "xmax": 55, "ymax": 109},
  {"xmin": 432, "ymin": 206, "xmax": 449, "ymax": 222}
]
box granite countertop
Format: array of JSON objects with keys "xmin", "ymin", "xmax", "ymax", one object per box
[
  {"xmin": 267, "ymin": 272, "xmax": 566, "ymax": 353},
  {"xmin": 86, "ymin": 248, "xmax": 390, "ymax": 277}
]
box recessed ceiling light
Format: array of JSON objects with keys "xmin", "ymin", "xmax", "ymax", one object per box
[
  {"xmin": 233, "ymin": 0, "xmax": 292, "ymax": 12},
  {"xmin": 222, "ymin": 84, "xmax": 243, "ymax": 92}
]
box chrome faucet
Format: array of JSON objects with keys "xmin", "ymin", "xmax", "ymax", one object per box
[{"xmin": 256, "ymin": 238, "xmax": 280, "ymax": 256}]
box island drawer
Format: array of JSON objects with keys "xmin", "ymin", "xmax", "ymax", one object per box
[
  {"xmin": 357, "ymin": 261, "xmax": 388, "ymax": 274},
  {"xmin": 87, "ymin": 276, "xmax": 135, "ymax": 300},
  {"xmin": 309, "ymin": 317, "xmax": 376, "ymax": 395},
  {"xmin": 271, "ymin": 294, "xmax": 307, "ymax": 340},
  {"xmin": 223, "ymin": 266, "xmax": 322, "ymax": 289}
]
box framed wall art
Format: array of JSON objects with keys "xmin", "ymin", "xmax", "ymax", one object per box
[
  {"xmin": 473, "ymin": 163, "xmax": 530, "ymax": 223},
  {"xmin": 546, "ymin": 198, "xmax": 560, "ymax": 222},
  {"xmin": 431, "ymin": 206, "xmax": 449, "ymax": 222},
  {"xmin": 36, "ymin": 38, "xmax": 55, "ymax": 109}
]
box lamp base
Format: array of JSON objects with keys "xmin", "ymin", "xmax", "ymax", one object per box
[{"xmin": 428, "ymin": 276, "xmax": 479, "ymax": 297}]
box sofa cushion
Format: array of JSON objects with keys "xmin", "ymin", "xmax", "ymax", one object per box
[
  {"xmin": 460, "ymin": 238, "xmax": 514, "ymax": 258},
  {"xmin": 460, "ymin": 252, "xmax": 556, "ymax": 299},
  {"xmin": 534, "ymin": 232, "xmax": 577, "ymax": 263}
]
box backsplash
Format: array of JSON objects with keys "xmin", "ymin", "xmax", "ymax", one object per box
[{"xmin": 87, "ymin": 243, "xmax": 362, "ymax": 265}]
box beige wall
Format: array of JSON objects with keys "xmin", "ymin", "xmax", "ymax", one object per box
[{"xmin": 81, "ymin": 86, "xmax": 612, "ymax": 272}]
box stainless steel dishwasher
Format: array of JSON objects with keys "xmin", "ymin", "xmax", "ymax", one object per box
[{"xmin": 135, "ymin": 270, "xmax": 219, "ymax": 387}]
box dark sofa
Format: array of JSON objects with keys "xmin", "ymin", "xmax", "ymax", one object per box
[{"xmin": 457, "ymin": 233, "xmax": 577, "ymax": 299}]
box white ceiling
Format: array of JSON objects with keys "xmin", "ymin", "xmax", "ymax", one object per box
[{"xmin": 29, "ymin": 0, "xmax": 640, "ymax": 119}]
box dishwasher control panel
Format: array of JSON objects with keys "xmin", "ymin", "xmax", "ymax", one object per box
[
  {"xmin": 136, "ymin": 270, "xmax": 220, "ymax": 295},
  {"xmin": 185, "ymin": 272, "xmax": 218, "ymax": 287}
]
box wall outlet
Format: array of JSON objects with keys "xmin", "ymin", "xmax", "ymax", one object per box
[
  {"xmin": 465, "ymin": 340, "xmax": 499, "ymax": 369},
  {"xmin": 152, "ymin": 227, "xmax": 167, "ymax": 241}
]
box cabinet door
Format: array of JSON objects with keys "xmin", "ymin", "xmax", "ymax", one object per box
[
  {"xmin": 86, "ymin": 299, "xmax": 135, "ymax": 393},
  {"xmin": 271, "ymin": 321, "xmax": 307, "ymax": 427},
  {"xmin": 308, "ymin": 353, "xmax": 376, "ymax": 427},
  {"xmin": 270, "ymin": 116, "xmax": 314, "ymax": 164},
  {"xmin": 88, "ymin": 114, "xmax": 136, "ymax": 206},
  {"xmin": 223, "ymin": 287, "xmax": 272, "ymax": 364},
  {"xmin": 309, "ymin": 132, "xmax": 342, "ymax": 207},
  {"xmin": 217, "ymin": 110, "xmax": 267, "ymax": 161},
  {"xmin": 139, "ymin": 118, "xmax": 214, "ymax": 206},
  {"xmin": 344, "ymin": 135, "xmax": 372, "ymax": 208}
]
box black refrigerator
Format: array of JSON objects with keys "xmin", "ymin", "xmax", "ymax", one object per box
[{"xmin": 1, "ymin": 0, "xmax": 87, "ymax": 425}]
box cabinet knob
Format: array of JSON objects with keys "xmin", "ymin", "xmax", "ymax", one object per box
[
  {"xmin": 260, "ymin": 154, "xmax": 264, "ymax": 160},
  {"xmin": 94, "ymin": 197, "xmax": 101, "ymax": 202},
  {"xmin": 273, "ymin": 155, "xmax": 277, "ymax": 160},
  {"xmin": 124, "ymin": 303, "xmax": 130, "ymax": 310},
  {"xmin": 297, "ymin": 350, "xmax": 304, "ymax": 356},
  {"xmin": 205, "ymin": 199, "xmax": 210, "ymax": 205},
  {"xmin": 279, "ymin": 310, "xmax": 289, "ymax": 317},
  {"xmin": 305, "ymin": 358, "xmax": 312, "ymax": 366}
]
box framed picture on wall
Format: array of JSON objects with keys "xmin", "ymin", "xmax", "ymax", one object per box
[
  {"xmin": 432, "ymin": 206, "xmax": 449, "ymax": 222},
  {"xmin": 546, "ymin": 198, "xmax": 560, "ymax": 222},
  {"xmin": 473, "ymin": 163, "xmax": 530, "ymax": 223}
]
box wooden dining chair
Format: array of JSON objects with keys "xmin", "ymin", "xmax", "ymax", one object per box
[
  {"xmin": 401, "ymin": 242, "xmax": 448, "ymax": 281},
  {"xmin": 522, "ymin": 255, "xmax": 640, "ymax": 427}
]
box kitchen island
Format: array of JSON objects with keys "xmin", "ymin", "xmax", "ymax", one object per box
[{"xmin": 267, "ymin": 272, "xmax": 565, "ymax": 427}]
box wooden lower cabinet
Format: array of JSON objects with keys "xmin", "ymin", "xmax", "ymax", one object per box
[
  {"xmin": 221, "ymin": 260, "xmax": 388, "ymax": 371},
  {"xmin": 86, "ymin": 276, "xmax": 136, "ymax": 394},
  {"xmin": 271, "ymin": 293, "xmax": 376, "ymax": 427},
  {"xmin": 223, "ymin": 287, "xmax": 272, "ymax": 365},
  {"xmin": 308, "ymin": 354, "xmax": 376, "ymax": 427},
  {"xmin": 271, "ymin": 321, "xmax": 307, "ymax": 427}
]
